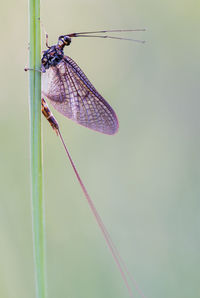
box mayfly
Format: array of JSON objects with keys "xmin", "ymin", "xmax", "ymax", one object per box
[
  {"xmin": 31, "ymin": 29, "xmax": 146, "ymax": 298},
  {"xmin": 41, "ymin": 29, "xmax": 145, "ymax": 135}
]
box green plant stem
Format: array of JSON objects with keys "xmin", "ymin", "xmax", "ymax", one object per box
[{"xmin": 29, "ymin": 1, "xmax": 46, "ymax": 298}]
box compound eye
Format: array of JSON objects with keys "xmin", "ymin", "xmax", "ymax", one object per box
[{"xmin": 63, "ymin": 36, "xmax": 71, "ymax": 45}]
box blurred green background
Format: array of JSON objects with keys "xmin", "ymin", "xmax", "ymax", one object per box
[{"xmin": 0, "ymin": 0, "xmax": 199, "ymax": 297}]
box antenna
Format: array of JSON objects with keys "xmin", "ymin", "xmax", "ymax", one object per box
[{"xmin": 67, "ymin": 29, "xmax": 146, "ymax": 43}]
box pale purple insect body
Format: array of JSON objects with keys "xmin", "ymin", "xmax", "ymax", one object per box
[
  {"xmin": 40, "ymin": 29, "xmax": 146, "ymax": 298},
  {"xmin": 41, "ymin": 29, "xmax": 145, "ymax": 134}
]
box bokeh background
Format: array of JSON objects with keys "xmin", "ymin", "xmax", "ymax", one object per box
[{"xmin": 0, "ymin": 0, "xmax": 199, "ymax": 297}]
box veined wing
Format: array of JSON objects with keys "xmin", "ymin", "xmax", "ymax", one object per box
[{"xmin": 41, "ymin": 56, "xmax": 119, "ymax": 135}]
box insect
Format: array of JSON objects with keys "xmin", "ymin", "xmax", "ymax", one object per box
[
  {"xmin": 40, "ymin": 29, "xmax": 145, "ymax": 135},
  {"xmin": 38, "ymin": 29, "xmax": 146, "ymax": 298}
]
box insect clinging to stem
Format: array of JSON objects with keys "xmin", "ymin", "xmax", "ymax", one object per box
[
  {"xmin": 27, "ymin": 28, "xmax": 146, "ymax": 298},
  {"xmin": 40, "ymin": 29, "xmax": 145, "ymax": 135}
]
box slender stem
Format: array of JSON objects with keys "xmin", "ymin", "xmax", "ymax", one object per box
[{"xmin": 29, "ymin": 1, "xmax": 46, "ymax": 298}]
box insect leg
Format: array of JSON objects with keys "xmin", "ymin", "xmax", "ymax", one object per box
[
  {"xmin": 24, "ymin": 67, "xmax": 43, "ymax": 72},
  {"xmin": 41, "ymin": 98, "xmax": 59, "ymax": 134},
  {"xmin": 40, "ymin": 21, "xmax": 50, "ymax": 48}
]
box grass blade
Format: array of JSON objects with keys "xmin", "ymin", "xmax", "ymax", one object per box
[{"xmin": 28, "ymin": 1, "xmax": 46, "ymax": 297}]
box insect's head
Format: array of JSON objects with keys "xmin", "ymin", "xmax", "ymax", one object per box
[{"xmin": 57, "ymin": 35, "xmax": 72, "ymax": 49}]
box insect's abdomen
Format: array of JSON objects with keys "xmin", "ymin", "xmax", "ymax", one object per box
[{"xmin": 41, "ymin": 98, "xmax": 59, "ymax": 133}]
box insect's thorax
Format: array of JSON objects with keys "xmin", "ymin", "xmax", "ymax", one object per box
[{"xmin": 41, "ymin": 46, "xmax": 64, "ymax": 70}]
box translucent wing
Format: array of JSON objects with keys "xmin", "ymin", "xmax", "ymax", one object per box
[{"xmin": 41, "ymin": 56, "xmax": 119, "ymax": 135}]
